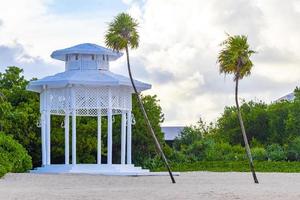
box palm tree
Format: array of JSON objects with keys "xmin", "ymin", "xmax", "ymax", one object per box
[
  {"xmin": 105, "ymin": 13, "xmax": 176, "ymax": 183},
  {"xmin": 217, "ymin": 34, "xmax": 259, "ymax": 184}
]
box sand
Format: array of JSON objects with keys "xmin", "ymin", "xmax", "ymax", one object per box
[{"xmin": 0, "ymin": 172, "xmax": 299, "ymax": 200}]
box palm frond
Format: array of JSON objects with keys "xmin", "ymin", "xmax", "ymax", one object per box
[
  {"xmin": 104, "ymin": 12, "xmax": 139, "ymax": 51},
  {"xmin": 217, "ymin": 34, "xmax": 256, "ymax": 80}
]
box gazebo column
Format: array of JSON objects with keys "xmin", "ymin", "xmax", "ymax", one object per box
[
  {"xmin": 71, "ymin": 88, "xmax": 76, "ymax": 165},
  {"xmin": 127, "ymin": 111, "xmax": 132, "ymax": 164},
  {"xmin": 97, "ymin": 110, "xmax": 102, "ymax": 164},
  {"xmin": 107, "ymin": 89, "xmax": 113, "ymax": 165},
  {"xmin": 46, "ymin": 110, "xmax": 51, "ymax": 165},
  {"xmin": 121, "ymin": 110, "xmax": 126, "ymax": 164},
  {"xmin": 107, "ymin": 109, "xmax": 113, "ymax": 165},
  {"xmin": 41, "ymin": 88, "xmax": 46, "ymax": 166},
  {"xmin": 72, "ymin": 110, "xmax": 76, "ymax": 165},
  {"xmin": 64, "ymin": 113, "xmax": 69, "ymax": 164}
]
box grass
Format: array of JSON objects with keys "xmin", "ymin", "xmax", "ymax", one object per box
[{"xmin": 153, "ymin": 161, "xmax": 300, "ymax": 172}]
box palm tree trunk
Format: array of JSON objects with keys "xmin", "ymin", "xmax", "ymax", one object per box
[
  {"xmin": 235, "ymin": 77, "xmax": 259, "ymax": 184},
  {"xmin": 125, "ymin": 46, "xmax": 176, "ymax": 184}
]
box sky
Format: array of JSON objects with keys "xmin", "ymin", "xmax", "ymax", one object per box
[{"xmin": 0, "ymin": 0, "xmax": 300, "ymax": 126}]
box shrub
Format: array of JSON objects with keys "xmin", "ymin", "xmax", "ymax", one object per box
[
  {"xmin": 143, "ymin": 156, "xmax": 164, "ymax": 170},
  {"xmin": 222, "ymin": 144, "xmax": 246, "ymax": 161},
  {"xmin": 205, "ymin": 142, "xmax": 245, "ymax": 161},
  {"xmin": 0, "ymin": 165, "xmax": 7, "ymax": 177},
  {"xmin": 203, "ymin": 141, "xmax": 223, "ymax": 161},
  {"xmin": 287, "ymin": 137, "xmax": 300, "ymax": 161},
  {"xmin": 0, "ymin": 132, "xmax": 32, "ymax": 176},
  {"xmin": 251, "ymin": 147, "xmax": 267, "ymax": 161},
  {"xmin": 266, "ymin": 144, "xmax": 286, "ymax": 161},
  {"xmin": 179, "ymin": 138, "xmax": 247, "ymax": 162},
  {"xmin": 184, "ymin": 138, "xmax": 215, "ymax": 161}
]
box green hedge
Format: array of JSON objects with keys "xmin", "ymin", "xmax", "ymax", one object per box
[
  {"xmin": 0, "ymin": 132, "xmax": 32, "ymax": 177},
  {"xmin": 153, "ymin": 161, "xmax": 300, "ymax": 172}
]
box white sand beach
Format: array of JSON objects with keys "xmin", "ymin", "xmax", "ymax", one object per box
[{"xmin": 0, "ymin": 172, "xmax": 299, "ymax": 200}]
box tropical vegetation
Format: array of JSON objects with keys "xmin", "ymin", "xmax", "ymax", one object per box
[
  {"xmin": 144, "ymin": 89, "xmax": 300, "ymax": 173},
  {"xmin": 0, "ymin": 132, "xmax": 32, "ymax": 177},
  {"xmin": 1, "ymin": 66, "xmax": 300, "ymax": 178}
]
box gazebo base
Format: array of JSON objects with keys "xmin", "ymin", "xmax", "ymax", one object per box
[{"xmin": 30, "ymin": 164, "xmax": 179, "ymax": 176}]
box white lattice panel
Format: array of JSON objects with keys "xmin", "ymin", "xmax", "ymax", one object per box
[{"xmin": 46, "ymin": 86, "xmax": 131, "ymax": 116}]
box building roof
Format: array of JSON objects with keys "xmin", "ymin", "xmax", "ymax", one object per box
[
  {"xmin": 161, "ymin": 126, "xmax": 185, "ymax": 141},
  {"xmin": 51, "ymin": 43, "xmax": 123, "ymax": 61},
  {"xmin": 27, "ymin": 70, "xmax": 151, "ymax": 93},
  {"xmin": 276, "ymin": 92, "xmax": 295, "ymax": 102}
]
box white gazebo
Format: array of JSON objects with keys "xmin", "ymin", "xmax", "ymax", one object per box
[{"xmin": 27, "ymin": 43, "xmax": 151, "ymax": 175}]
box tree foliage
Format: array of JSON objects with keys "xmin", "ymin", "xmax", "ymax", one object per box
[
  {"xmin": 0, "ymin": 67, "xmax": 40, "ymax": 167},
  {"xmin": 0, "ymin": 131, "xmax": 32, "ymax": 177},
  {"xmin": 105, "ymin": 12, "xmax": 139, "ymax": 51},
  {"xmin": 217, "ymin": 34, "xmax": 255, "ymax": 80}
]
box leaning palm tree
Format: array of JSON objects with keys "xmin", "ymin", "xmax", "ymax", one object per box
[
  {"xmin": 105, "ymin": 12, "xmax": 176, "ymax": 183},
  {"xmin": 217, "ymin": 34, "xmax": 259, "ymax": 184}
]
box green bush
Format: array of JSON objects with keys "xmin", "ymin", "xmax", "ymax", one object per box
[
  {"xmin": 184, "ymin": 138, "xmax": 214, "ymax": 161},
  {"xmin": 143, "ymin": 156, "xmax": 164, "ymax": 170},
  {"xmin": 202, "ymin": 140, "xmax": 222, "ymax": 161},
  {"xmin": 0, "ymin": 165, "xmax": 7, "ymax": 177},
  {"xmin": 287, "ymin": 137, "xmax": 300, "ymax": 161},
  {"xmin": 215, "ymin": 143, "xmax": 245, "ymax": 161},
  {"xmin": 266, "ymin": 144, "xmax": 286, "ymax": 161},
  {"xmin": 182, "ymin": 139, "xmax": 246, "ymax": 162},
  {"xmin": 251, "ymin": 147, "xmax": 267, "ymax": 161},
  {"xmin": 0, "ymin": 132, "xmax": 32, "ymax": 176}
]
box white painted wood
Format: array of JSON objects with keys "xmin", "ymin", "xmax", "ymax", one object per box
[
  {"xmin": 41, "ymin": 87, "xmax": 46, "ymax": 166},
  {"xmin": 30, "ymin": 164, "xmax": 176, "ymax": 176},
  {"xmin": 64, "ymin": 114, "xmax": 69, "ymax": 164},
  {"xmin": 72, "ymin": 111, "xmax": 76, "ymax": 165},
  {"xmin": 97, "ymin": 110, "xmax": 102, "ymax": 164},
  {"xmin": 107, "ymin": 88, "xmax": 112, "ymax": 165},
  {"xmin": 127, "ymin": 111, "xmax": 132, "ymax": 164},
  {"xmin": 121, "ymin": 111, "xmax": 126, "ymax": 164},
  {"xmin": 71, "ymin": 88, "xmax": 76, "ymax": 165},
  {"xmin": 46, "ymin": 110, "xmax": 51, "ymax": 165}
]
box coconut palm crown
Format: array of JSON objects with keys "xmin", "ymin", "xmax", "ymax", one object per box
[
  {"xmin": 218, "ymin": 34, "xmax": 256, "ymax": 80},
  {"xmin": 105, "ymin": 13, "xmax": 139, "ymax": 51}
]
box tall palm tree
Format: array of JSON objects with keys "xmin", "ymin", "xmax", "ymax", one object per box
[
  {"xmin": 105, "ymin": 12, "xmax": 176, "ymax": 183},
  {"xmin": 217, "ymin": 34, "xmax": 259, "ymax": 184}
]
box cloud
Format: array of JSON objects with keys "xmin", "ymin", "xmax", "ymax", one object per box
[
  {"xmin": 0, "ymin": 42, "xmax": 61, "ymax": 79},
  {"xmin": 123, "ymin": 0, "xmax": 300, "ymax": 125},
  {"xmin": 1, "ymin": 0, "xmax": 300, "ymax": 125},
  {"xmin": 0, "ymin": 0, "xmax": 129, "ymax": 79}
]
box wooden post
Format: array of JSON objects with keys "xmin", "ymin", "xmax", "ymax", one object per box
[
  {"xmin": 65, "ymin": 113, "xmax": 69, "ymax": 164},
  {"xmin": 107, "ymin": 88, "xmax": 113, "ymax": 165},
  {"xmin": 121, "ymin": 110, "xmax": 126, "ymax": 164},
  {"xmin": 97, "ymin": 110, "xmax": 102, "ymax": 164},
  {"xmin": 41, "ymin": 86, "xmax": 46, "ymax": 166},
  {"xmin": 127, "ymin": 111, "xmax": 132, "ymax": 164},
  {"xmin": 46, "ymin": 110, "xmax": 51, "ymax": 165},
  {"xmin": 71, "ymin": 88, "xmax": 76, "ymax": 165}
]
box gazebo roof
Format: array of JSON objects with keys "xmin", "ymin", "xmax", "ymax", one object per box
[
  {"xmin": 51, "ymin": 43, "xmax": 123, "ymax": 61},
  {"xmin": 27, "ymin": 70, "xmax": 151, "ymax": 93}
]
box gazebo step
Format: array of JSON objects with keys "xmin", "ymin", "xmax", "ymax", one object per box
[{"xmin": 31, "ymin": 164, "xmax": 151, "ymax": 175}]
